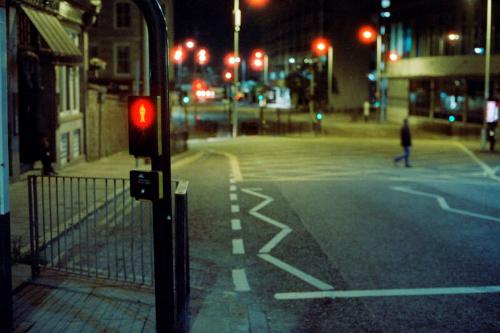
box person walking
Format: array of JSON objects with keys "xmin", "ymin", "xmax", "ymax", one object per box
[
  {"xmin": 40, "ymin": 135, "xmax": 57, "ymax": 175},
  {"xmin": 394, "ymin": 118, "xmax": 412, "ymax": 167}
]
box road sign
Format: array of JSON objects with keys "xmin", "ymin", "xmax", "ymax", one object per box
[
  {"xmin": 128, "ymin": 96, "xmax": 162, "ymax": 157},
  {"xmin": 130, "ymin": 170, "xmax": 163, "ymax": 201}
]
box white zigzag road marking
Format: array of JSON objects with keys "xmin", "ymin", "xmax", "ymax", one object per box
[
  {"xmin": 392, "ymin": 186, "xmax": 500, "ymax": 223},
  {"xmin": 242, "ymin": 188, "xmax": 334, "ymax": 291}
]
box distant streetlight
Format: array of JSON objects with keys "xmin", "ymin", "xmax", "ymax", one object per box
[
  {"xmin": 447, "ymin": 33, "xmax": 460, "ymax": 42},
  {"xmin": 312, "ymin": 37, "xmax": 330, "ymax": 56},
  {"xmin": 388, "ymin": 51, "xmax": 399, "ymax": 62},
  {"xmin": 358, "ymin": 25, "xmax": 377, "ymax": 44},
  {"xmin": 185, "ymin": 39, "xmax": 196, "ymax": 50},
  {"xmin": 288, "ymin": 57, "xmax": 296, "ymax": 64},
  {"xmin": 196, "ymin": 48, "xmax": 210, "ymax": 65}
]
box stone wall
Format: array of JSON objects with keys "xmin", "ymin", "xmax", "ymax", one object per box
[{"xmin": 87, "ymin": 85, "xmax": 128, "ymax": 160}]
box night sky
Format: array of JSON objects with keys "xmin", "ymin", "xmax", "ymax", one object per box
[{"xmin": 173, "ymin": 0, "xmax": 263, "ymax": 68}]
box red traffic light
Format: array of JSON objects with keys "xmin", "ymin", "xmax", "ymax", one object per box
[
  {"xmin": 224, "ymin": 53, "xmax": 241, "ymax": 67},
  {"xmin": 196, "ymin": 48, "xmax": 210, "ymax": 65},
  {"xmin": 358, "ymin": 25, "xmax": 377, "ymax": 44},
  {"xmin": 246, "ymin": 0, "xmax": 269, "ymax": 7},
  {"xmin": 311, "ymin": 37, "xmax": 330, "ymax": 56},
  {"xmin": 129, "ymin": 97, "xmax": 156, "ymax": 130},
  {"xmin": 171, "ymin": 45, "xmax": 185, "ymax": 64},
  {"xmin": 128, "ymin": 96, "xmax": 161, "ymax": 157}
]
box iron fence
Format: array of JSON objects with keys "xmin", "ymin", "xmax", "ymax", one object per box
[{"xmin": 27, "ymin": 175, "xmax": 189, "ymax": 291}]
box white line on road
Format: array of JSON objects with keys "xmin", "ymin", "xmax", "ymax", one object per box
[
  {"xmin": 455, "ymin": 142, "xmax": 500, "ymax": 181},
  {"xmin": 231, "ymin": 205, "xmax": 240, "ymax": 213},
  {"xmin": 230, "ymin": 193, "xmax": 238, "ymax": 201},
  {"xmin": 231, "ymin": 219, "xmax": 242, "ymax": 230},
  {"xmin": 392, "ymin": 186, "xmax": 500, "ymax": 223},
  {"xmin": 222, "ymin": 152, "xmax": 243, "ymax": 182},
  {"xmin": 232, "ymin": 269, "xmax": 251, "ymax": 292},
  {"xmin": 232, "ymin": 239, "xmax": 245, "ymax": 254},
  {"xmin": 275, "ymin": 286, "xmax": 500, "ymax": 300},
  {"xmin": 259, "ymin": 254, "xmax": 333, "ymax": 291},
  {"xmin": 230, "ymin": 185, "xmax": 237, "ymax": 192}
]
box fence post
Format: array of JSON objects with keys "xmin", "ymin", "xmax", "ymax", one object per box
[{"xmin": 175, "ymin": 180, "xmax": 189, "ymax": 333}]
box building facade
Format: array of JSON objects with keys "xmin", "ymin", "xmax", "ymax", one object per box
[
  {"xmin": 7, "ymin": 0, "xmax": 96, "ymax": 178},
  {"xmin": 258, "ymin": 0, "xmax": 377, "ymax": 111},
  {"xmin": 88, "ymin": 0, "xmax": 174, "ymax": 95},
  {"xmin": 384, "ymin": 0, "xmax": 500, "ymax": 126}
]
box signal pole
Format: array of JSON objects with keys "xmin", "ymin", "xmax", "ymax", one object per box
[{"xmin": 0, "ymin": 1, "xmax": 12, "ymax": 330}]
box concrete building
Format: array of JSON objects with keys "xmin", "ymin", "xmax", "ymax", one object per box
[
  {"xmin": 384, "ymin": 0, "xmax": 500, "ymax": 129},
  {"xmin": 6, "ymin": 0, "xmax": 97, "ymax": 178},
  {"xmin": 258, "ymin": 0, "xmax": 377, "ymax": 112}
]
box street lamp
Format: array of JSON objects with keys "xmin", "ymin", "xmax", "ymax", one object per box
[
  {"xmin": 482, "ymin": 0, "xmax": 492, "ymax": 150},
  {"xmin": 311, "ymin": 37, "xmax": 333, "ymax": 110},
  {"xmin": 232, "ymin": 0, "xmax": 269, "ymax": 138}
]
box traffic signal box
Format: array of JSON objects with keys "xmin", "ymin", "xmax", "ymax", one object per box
[
  {"xmin": 128, "ymin": 96, "xmax": 162, "ymax": 157},
  {"xmin": 128, "ymin": 96, "xmax": 163, "ymax": 201}
]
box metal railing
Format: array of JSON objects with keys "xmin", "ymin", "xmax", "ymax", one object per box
[{"xmin": 27, "ymin": 176, "xmax": 189, "ymax": 291}]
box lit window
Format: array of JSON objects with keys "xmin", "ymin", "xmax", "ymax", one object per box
[{"xmin": 115, "ymin": 2, "xmax": 131, "ymax": 28}]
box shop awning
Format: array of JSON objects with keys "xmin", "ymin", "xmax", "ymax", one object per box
[{"xmin": 21, "ymin": 5, "xmax": 82, "ymax": 62}]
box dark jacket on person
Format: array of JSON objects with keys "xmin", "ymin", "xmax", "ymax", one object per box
[{"xmin": 401, "ymin": 125, "xmax": 412, "ymax": 147}]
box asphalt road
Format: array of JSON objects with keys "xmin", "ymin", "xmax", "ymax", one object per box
[{"xmin": 175, "ymin": 136, "xmax": 500, "ymax": 333}]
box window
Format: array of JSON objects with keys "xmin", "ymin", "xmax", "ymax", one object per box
[
  {"xmin": 60, "ymin": 132, "xmax": 70, "ymax": 165},
  {"xmin": 115, "ymin": 44, "xmax": 131, "ymax": 75},
  {"xmin": 72, "ymin": 129, "xmax": 81, "ymax": 158},
  {"xmin": 115, "ymin": 2, "xmax": 131, "ymax": 28},
  {"xmin": 57, "ymin": 65, "xmax": 80, "ymax": 114}
]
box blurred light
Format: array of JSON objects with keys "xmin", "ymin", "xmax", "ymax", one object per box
[
  {"xmin": 288, "ymin": 57, "xmax": 296, "ymax": 64},
  {"xmin": 448, "ymin": 115, "xmax": 456, "ymax": 123},
  {"xmin": 447, "ymin": 33, "xmax": 460, "ymax": 41},
  {"xmin": 225, "ymin": 53, "xmax": 241, "ymax": 67},
  {"xmin": 182, "ymin": 96, "xmax": 190, "ymax": 104},
  {"xmin": 185, "ymin": 39, "xmax": 196, "ymax": 50},
  {"xmin": 223, "ymin": 69, "xmax": 233, "ymax": 82},
  {"xmin": 474, "ymin": 47, "xmax": 485, "ymax": 54},
  {"xmin": 246, "ymin": 0, "xmax": 269, "ymax": 7},
  {"xmin": 196, "ymin": 48, "xmax": 210, "ymax": 65},
  {"xmin": 312, "ymin": 37, "xmax": 330, "ymax": 56},
  {"xmin": 316, "ymin": 112, "xmax": 323, "ymax": 121},
  {"xmin": 367, "ymin": 73, "xmax": 376, "ymax": 81},
  {"xmin": 381, "ymin": 0, "xmax": 391, "ymax": 8},
  {"xmin": 358, "ymin": 25, "xmax": 377, "ymax": 44},
  {"xmin": 380, "ymin": 11, "xmax": 391, "ymax": 18},
  {"xmin": 171, "ymin": 45, "xmax": 185, "ymax": 64},
  {"xmin": 192, "ymin": 79, "xmax": 207, "ymax": 92},
  {"xmin": 388, "ymin": 51, "xmax": 399, "ymax": 62}
]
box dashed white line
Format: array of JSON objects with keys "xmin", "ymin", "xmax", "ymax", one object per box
[
  {"xmin": 231, "ymin": 205, "xmax": 240, "ymax": 213},
  {"xmin": 230, "ymin": 185, "xmax": 237, "ymax": 192},
  {"xmin": 275, "ymin": 286, "xmax": 500, "ymax": 300},
  {"xmin": 232, "ymin": 239, "xmax": 245, "ymax": 254},
  {"xmin": 231, "ymin": 219, "xmax": 242, "ymax": 231},
  {"xmin": 230, "ymin": 193, "xmax": 238, "ymax": 201},
  {"xmin": 222, "ymin": 152, "xmax": 243, "ymax": 182},
  {"xmin": 392, "ymin": 186, "xmax": 500, "ymax": 223},
  {"xmin": 232, "ymin": 269, "xmax": 251, "ymax": 291}
]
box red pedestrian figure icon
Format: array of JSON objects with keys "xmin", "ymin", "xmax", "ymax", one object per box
[{"xmin": 140, "ymin": 104, "xmax": 146, "ymax": 123}]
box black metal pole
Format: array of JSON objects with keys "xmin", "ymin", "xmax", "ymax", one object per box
[{"xmin": 131, "ymin": 1, "xmax": 173, "ymax": 332}]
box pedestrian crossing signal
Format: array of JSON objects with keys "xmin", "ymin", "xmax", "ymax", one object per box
[
  {"xmin": 316, "ymin": 112, "xmax": 323, "ymax": 121},
  {"xmin": 128, "ymin": 96, "xmax": 162, "ymax": 157}
]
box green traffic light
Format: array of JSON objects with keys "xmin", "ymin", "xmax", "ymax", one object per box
[
  {"xmin": 316, "ymin": 112, "xmax": 323, "ymax": 121},
  {"xmin": 182, "ymin": 96, "xmax": 190, "ymax": 104},
  {"xmin": 448, "ymin": 115, "xmax": 455, "ymax": 123}
]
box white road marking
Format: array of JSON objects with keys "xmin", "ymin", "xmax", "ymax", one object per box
[
  {"xmin": 172, "ymin": 151, "xmax": 204, "ymax": 170},
  {"xmin": 231, "ymin": 205, "xmax": 240, "ymax": 213},
  {"xmin": 222, "ymin": 152, "xmax": 243, "ymax": 182},
  {"xmin": 392, "ymin": 186, "xmax": 500, "ymax": 223},
  {"xmin": 259, "ymin": 254, "xmax": 334, "ymax": 290},
  {"xmin": 231, "ymin": 219, "xmax": 242, "ymax": 230},
  {"xmin": 232, "ymin": 239, "xmax": 245, "ymax": 254},
  {"xmin": 275, "ymin": 286, "xmax": 500, "ymax": 300},
  {"xmin": 230, "ymin": 185, "xmax": 237, "ymax": 192},
  {"xmin": 230, "ymin": 193, "xmax": 238, "ymax": 201},
  {"xmin": 232, "ymin": 269, "xmax": 251, "ymax": 291},
  {"xmin": 242, "ymin": 188, "xmax": 333, "ymax": 291},
  {"xmin": 455, "ymin": 142, "xmax": 500, "ymax": 181},
  {"xmin": 230, "ymin": 179, "xmax": 236, "ymax": 184}
]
